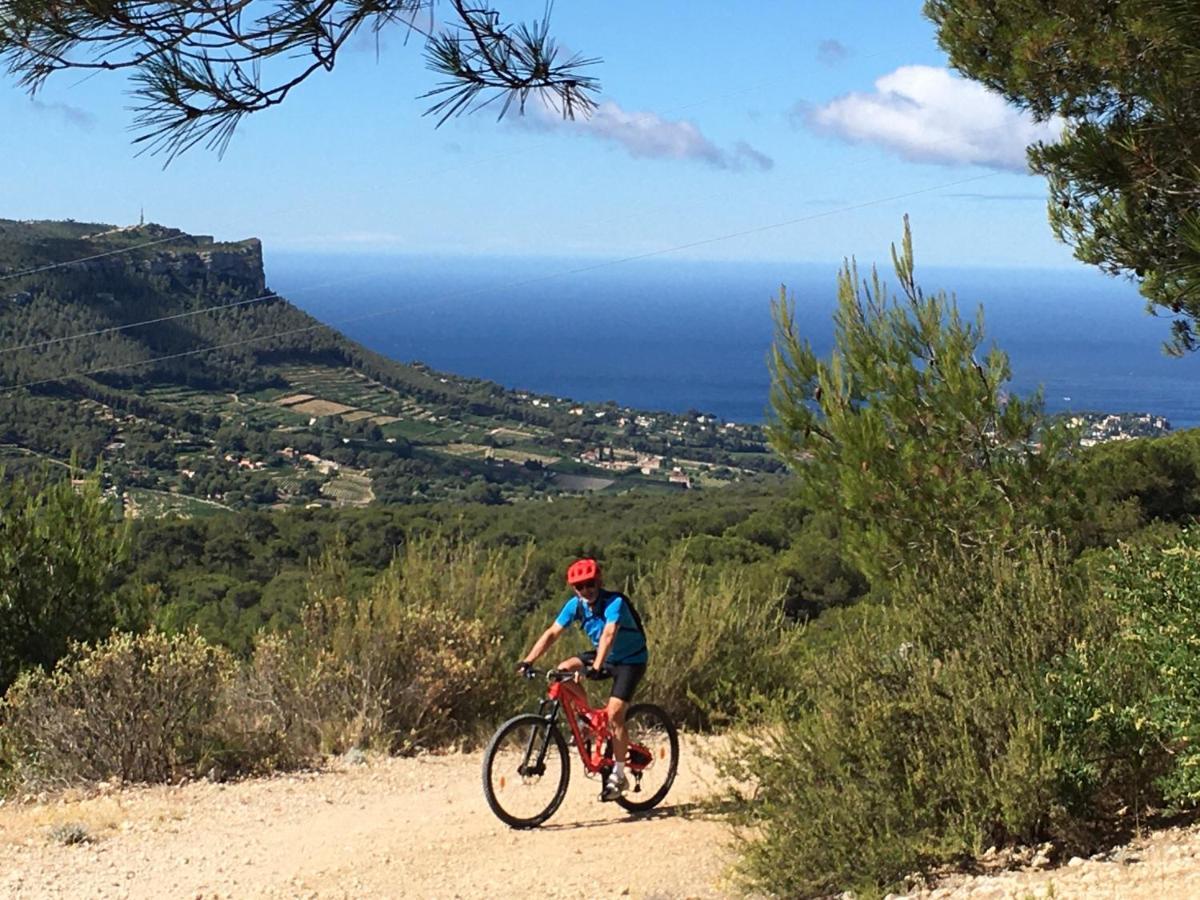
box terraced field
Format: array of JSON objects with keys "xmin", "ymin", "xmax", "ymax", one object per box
[{"xmin": 320, "ymin": 472, "xmax": 374, "ymax": 505}]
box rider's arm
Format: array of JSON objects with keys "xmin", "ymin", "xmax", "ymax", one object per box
[
  {"xmin": 522, "ymin": 621, "xmax": 565, "ymax": 666},
  {"xmin": 592, "ymin": 620, "xmax": 618, "ymax": 671}
]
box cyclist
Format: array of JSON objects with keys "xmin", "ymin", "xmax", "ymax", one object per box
[{"xmin": 517, "ymin": 558, "xmax": 648, "ymax": 801}]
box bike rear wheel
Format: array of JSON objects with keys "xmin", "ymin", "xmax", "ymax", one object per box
[
  {"xmin": 616, "ymin": 703, "xmax": 679, "ymax": 813},
  {"xmin": 482, "ymin": 713, "xmax": 571, "ymax": 828}
]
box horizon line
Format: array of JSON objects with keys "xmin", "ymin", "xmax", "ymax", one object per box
[{"xmin": 263, "ymin": 246, "xmax": 1099, "ymax": 276}]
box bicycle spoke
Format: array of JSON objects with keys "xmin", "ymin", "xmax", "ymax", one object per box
[{"xmin": 616, "ymin": 704, "xmax": 679, "ymax": 813}]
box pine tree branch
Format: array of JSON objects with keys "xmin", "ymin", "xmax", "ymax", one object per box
[{"xmin": 0, "ymin": 0, "xmax": 601, "ymax": 161}]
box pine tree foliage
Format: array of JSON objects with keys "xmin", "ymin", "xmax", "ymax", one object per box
[
  {"xmin": 0, "ymin": 474, "xmax": 130, "ymax": 694},
  {"xmin": 0, "ymin": 0, "xmax": 599, "ymax": 159},
  {"xmin": 926, "ymin": 0, "xmax": 1200, "ymax": 353},
  {"xmin": 767, "ymin": 218, "xmax": 1072, "ymax": 581}
]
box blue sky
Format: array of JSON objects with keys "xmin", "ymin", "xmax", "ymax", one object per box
[{"xmin": 1, "ymin": 1, "xmax": 1080, "ymax": 269}]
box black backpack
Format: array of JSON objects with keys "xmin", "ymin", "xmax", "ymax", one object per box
[
  {"xmin": 580, "ymin": 589, "xmax": 647, "ymax": 653},
  {"xmin": 616, "ymin": 590, "xmax": 646, "ymax": 637}
]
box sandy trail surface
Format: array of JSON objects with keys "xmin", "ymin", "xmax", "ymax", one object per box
[
  {"xmin": 0, "ymin": 735, "xmax": 737, "ymax": 899},
  {"xmin": 8, "ymin": 735, "xmax": 1200, "ymax": 899}
]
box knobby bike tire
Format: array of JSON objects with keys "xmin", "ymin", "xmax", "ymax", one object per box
[
  {"xmin": 481, "ymin": 713, "xmax": 571, "ymax": 828},
  {"xmin": 616, "ymin": 703, "xmax": 679, "ymax": 813}
]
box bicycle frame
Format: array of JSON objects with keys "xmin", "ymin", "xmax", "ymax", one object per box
[
  {"xmin": 531, "ymin": 673, "xmax": 653, "ymax": 776},
  {"xmin": 541, "ymin": 677, "xmax": 611, "ymax": 774}
]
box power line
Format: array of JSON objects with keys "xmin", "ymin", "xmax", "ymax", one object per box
[
  {"xmin": 0, "ymin": 154, "xmax": 1000, "ymax": 358},
  {"xmin": 0, "ymin": 291, "xmax": 279, "ymax": 355},
  {"xmin": 0, "ymin": 233, "xmax": 183, "ymax": 282},
  {"xmin": 10, "ymin": 322, "xmax": 327, "ymax": 392},
  {"xmin": 0, "ymin": 251, "xmax": 456, "ymax": 356},
  {"xmin": 566, "ymin": 174, "xmax": 996, "ymax": 268},
  {"xmin": 1, "ymin": 171, "xmax": 996, "ymax": 395}
]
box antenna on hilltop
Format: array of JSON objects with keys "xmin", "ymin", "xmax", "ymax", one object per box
[{"xmin": 139, "ymin": 207, "xmax": 145, "ymax": 227}]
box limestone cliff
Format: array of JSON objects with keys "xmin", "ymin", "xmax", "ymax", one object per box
[
  {"xmin": 0, "ymin": 220, "xmax": 266, "ymax": 296},
  {"xmin": 82, "ymin": 225, "xmax": 266, "ymax": 295}
]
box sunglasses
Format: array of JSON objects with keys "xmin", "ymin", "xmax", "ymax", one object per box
[{"xmin": 573, "ymin": 580, "xmax": 597, "ymax": 591}]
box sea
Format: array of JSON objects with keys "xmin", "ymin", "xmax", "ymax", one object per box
[{"xmin": 266, "ymin": 253, "xmax": 1200, "ymax": 430}]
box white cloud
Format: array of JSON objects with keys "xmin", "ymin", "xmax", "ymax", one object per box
[
  {"xmin": 531, "ymin": 98, "xmax": 772, "ymax": 171},
  {"xmin": 805, "ymin": 65, "xmax": 1064, "ymax": 172}
]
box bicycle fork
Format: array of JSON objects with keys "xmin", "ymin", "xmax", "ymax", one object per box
[{"xmin": 518, "ymin": 699, "xmax": 560, "ymax": 778}]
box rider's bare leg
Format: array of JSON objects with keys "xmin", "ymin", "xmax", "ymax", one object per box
[
  {"xmin": 555, "ymin": 657, "xmax": 592, "ymax": 709},
  {"xmin": 607, "ymin": 696, "xmax": 629, "ymax": 771},
  {"xmin": 555, "ymin": 659, "xmax": 627, "ymax": 768}
]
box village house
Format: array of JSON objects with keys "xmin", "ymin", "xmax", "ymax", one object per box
[{"xmin": 668, "ymin": 467, "xmax": 691, "ymax": 489}]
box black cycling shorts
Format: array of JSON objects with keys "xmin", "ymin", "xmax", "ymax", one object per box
[{"xmin": 575, "ymin": 650, "xmax": 646, "ymax": 702}]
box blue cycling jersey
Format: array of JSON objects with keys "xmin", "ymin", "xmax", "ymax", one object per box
[{"xmin": 554, "ymin": 589, "xmax": 648, "ymax": 665}]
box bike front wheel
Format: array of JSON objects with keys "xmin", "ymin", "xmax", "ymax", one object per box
[
  {"xmin": 482, "ymin": 713, "xmax": 571, "ymax": 828},
  {"xmin": 617, "ymin": 703, "xmax": 679, "ymax": 813}
]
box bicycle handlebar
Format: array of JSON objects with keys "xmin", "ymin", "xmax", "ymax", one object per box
[{"xmin": 520, "ymin": 667, "xmax": 608, "ymax": 682}]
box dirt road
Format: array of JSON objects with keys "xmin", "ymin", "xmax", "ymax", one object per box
[
  {"xmin": 0, "ymin": 735, "xmax": 738, "ymax": 899},
  {"xmin": 8, "ymin": 736, "xmax": 1200, "ymax": 899}
]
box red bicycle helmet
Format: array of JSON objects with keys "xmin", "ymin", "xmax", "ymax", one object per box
[{"xmin": 566, "ymin": 558, "xmax": 600, "ymax": 585}]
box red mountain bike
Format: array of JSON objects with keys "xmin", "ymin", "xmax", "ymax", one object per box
[{"xmin": 481, "ymin": 668, "xmax": 679, "ymax": 828}]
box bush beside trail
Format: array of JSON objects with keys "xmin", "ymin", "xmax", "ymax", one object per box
[
  {"xmin": 0, "ymin": 475, "xmax": 130, "ymax": 696},
  {"xmin": 635, "ymin": 542, "xmax": 805, "ymax": 730},
  {"xmin": 1, "ymin": 630, "xmax": 235, "ymax": 792},
  {"xmin": 1, "ymin": 536, "xmax": 533, "ymax": 788},
  {"xmin": 715, "ymin": 529, "xmax": 1200, "ymax": 898},
  {"xmin": 721, "ymin": 537, "xmax": 1098, "ymax": 897},
  {"xmin": 1053, "ymin": 528, "xmax": 1200, "ymax": 810},
  {"xmin": 717, "ymin": 223, "xmax": 1200, "ymax": 898}
]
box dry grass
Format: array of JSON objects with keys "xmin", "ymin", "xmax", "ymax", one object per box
[
  {"xmin": 0, "ymin": 793, "xmax": 132, "ymax": 847},
  {"xmin": 274, "ymin": 394, "xmax": 315, "ymax": 407}
]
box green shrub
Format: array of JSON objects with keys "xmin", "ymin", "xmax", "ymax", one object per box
[
  {"xmin": 0, "ymin": 474, "xmax": 130, "ymax": 694},
  {"xmin": 47, "ymin": 822, "xmax": 92, "ymax": 845},
  {"xmin": 0, "ymin": 529, "xmax": 822, "ymax": 794},
  {"xmin": 1053, "ymin": 527, "xmax": 1200, "ymax": 807},
  {"xmin": 724, "ymin": 535, "xmax": 1092, "ymax": 898},
  {"xmin": 0, "ymin": 629, "xmax": 235, "ymax": 791},
  {"xmin": 635, "ymin": 542, "xmax": 806, "ymax": 729}
]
